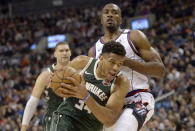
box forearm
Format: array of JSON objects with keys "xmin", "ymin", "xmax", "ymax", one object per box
[
  {"xmin": 85, "ymin": 95, "xmax": 119, "ymax": 127},
  {"xmin": 124, "ymin": 58, "xmax": 165, "ymax": 78},
  {"xmin": 22, "ymin": 96, "xmax": 39, "ymax": 126}
]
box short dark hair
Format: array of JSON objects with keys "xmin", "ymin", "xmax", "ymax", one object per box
[
  {"xmin": 54, "ymin": 42, "xmax": 69, "ymax": 51},
  {"xmin": 102, "ymin": 3, "xmax": 122, "ymax": 17},
  {"xmin": 102, "ymin": 41, "xmax": 126, "ymax": 56}
]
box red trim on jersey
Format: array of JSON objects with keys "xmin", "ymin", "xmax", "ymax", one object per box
[{"xmin": 126, "ymin": 89, "xmax": 149, "ymax": 97}]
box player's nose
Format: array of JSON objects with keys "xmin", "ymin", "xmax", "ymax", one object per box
[
  {"xmin": 112, "ymin": 64, "xmax": 120, "ymax": 71},
  {"xmin": 107, "ymin": 14, "xmax": 113, "ymax": 18},
  {"xmin": 107, "ymin": 11, "xmax": 113, "ymax": 17}
]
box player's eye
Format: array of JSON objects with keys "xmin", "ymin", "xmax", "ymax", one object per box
[
  {"xmin": 104, "ymin": 11, "xmax": 108, "ymax": 14},
  {"xmin": 104, "ymin": 9, "xmax": 109, "ymax": 14},
  {"xmin": 112, "ymin": 10, "xmax": 117, "ymax": 14},
  {"xmin": 117, "ymin": 63, "xmax": 122, "ymax": 67},
  {"xmin": 109, "ymin": 61, "xmax": 115, "ymax": 64}
]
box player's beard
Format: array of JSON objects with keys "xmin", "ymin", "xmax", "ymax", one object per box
[{"xmin": 106, "ymin": 26, "xmax": 117, "ymax": 33}]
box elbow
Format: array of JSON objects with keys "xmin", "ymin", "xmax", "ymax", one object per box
[
  {"xmin": 104, "ymin": 120, "xmax": 116, "ymax": 127},
  {"xmin": 103, "ymin": 116, "xmax": 118, "ymax": 127}
]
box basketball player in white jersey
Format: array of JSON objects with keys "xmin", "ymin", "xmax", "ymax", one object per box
[
  {"xmin": 88, "ymin": 3, "xmax": 165, "ymax": 131},
  {"xmin": 21, "ymin": 42, "xmax": 71, "ymax": 131}
]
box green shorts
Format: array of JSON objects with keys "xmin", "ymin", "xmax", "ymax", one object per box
[
  {"xmin": 50, "ymin": 111, "xmax": 84, "ymax": 131},
  {"xmin": 43, "ymin": 114, "xmax": 53, "ymax": 131}
]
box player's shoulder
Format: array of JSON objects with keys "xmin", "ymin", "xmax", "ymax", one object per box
[
  {"xmin": 129, "ymin": 29, "xmax": 150, "ymax": 48},
  {"xmin": 122, "ymin": 29, "xmax": 131, "ymax": 34},
  {"xmin": 34, "ymin": 69, "xmax": 51, "ymax": 86},
  {"xmin": 37, "ymin": 66, "xmax": 52, "ymax": 78},
  {"xmin": 69, "ymin": 55, "xmax": 92, "ymax": 70},
  {"xmin": 72, "ymin": 55, "xmax": 91, "ymax": 63},
  {"xmin": 130, "ymin": 29, "xmax": 146, "ymax": 39},
  {"xmin": 39, "ymin": 69, "xmax": 50, "ymax": 78}
]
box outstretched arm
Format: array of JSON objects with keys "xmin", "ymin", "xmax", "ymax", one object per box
[
  {"xmin": 124, "ymin": 30, "xmax": 165, "ymax": 78},
  {"xmin": 21, "ymin": 71, "xmax": 50, "ymax": 131}
]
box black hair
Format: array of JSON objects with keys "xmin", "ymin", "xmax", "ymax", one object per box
[
  {"xmin": 54, "ymin": 42, "xmax": 69, "ymax": 51},
  {"xmin": 102, "ymin": 41, "xmax": 126, "ymax": 56},
  {"xmin": 102, "ymin": 3, "xmax": 122, "ymax": 17}
]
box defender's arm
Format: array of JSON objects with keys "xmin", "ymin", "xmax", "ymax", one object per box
[{"xmin": 124, "ymin": 30, "xmax": 165, "ymax": 78}]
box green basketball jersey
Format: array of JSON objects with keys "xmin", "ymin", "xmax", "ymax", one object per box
[
  {"xmin": 56, "ymin": 58, "xmax": 116, "ymax": 131},
  {"xmin": 44, "ymin": 64, "xmax": 63, "ymax": 116},
  {"xmin": 43, "ymin": 64, "xmax": 64, "ymax": 131}
]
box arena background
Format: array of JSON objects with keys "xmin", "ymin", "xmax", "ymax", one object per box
[{"xmin": 0, "ymin": 0, "xmax": 194, "ymax": 130}]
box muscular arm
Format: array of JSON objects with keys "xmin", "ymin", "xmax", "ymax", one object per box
[
  {"xmin": 21, "ymin": 71, "xmax": 50, "ymax": 131},
  {"xmin": 58, "ymin": 75, "xmax": 129, "ymax": 127},
  {"xmin": 88, "ymin": 46, "xmax": 96, "ymax": 57},
  {"xmin": 68, "ymin": 55, "xmax": 91, "ymax": 71},
  {"xmin": 84, "ymin": 76, "xmax": 129, "ymax": 127},
  {"xmin": 124, "ymin": 30, "xmax": 165, "ymax": 78},
  {"xmin": 56, "ymin": 56, "xmax": 129, "ymax": 126},
  {"xmin": 31, "ymin": 71, "xmax": 50, "ymax": 98}
]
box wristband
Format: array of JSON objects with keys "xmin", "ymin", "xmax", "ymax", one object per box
[{"xmin": 82, "ymin": 92, "xmax": 90, "ymax": 102}]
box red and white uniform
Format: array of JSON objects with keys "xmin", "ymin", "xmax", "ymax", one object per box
[{"xmin": 93, "ymin": 29, "xmax": 155, "ymax": 131}]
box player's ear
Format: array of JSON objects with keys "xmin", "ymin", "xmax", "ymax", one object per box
[
  {"xmin": 100, "ymin": 14, "xmax": 103, "ymax": 25},
  {"xmin": 54, "ymin": 51, "xmax": 57, "ymax": 58},
  {"xmin": 99, "ymin": 54, "xmax": 106, "ymax": 61}
]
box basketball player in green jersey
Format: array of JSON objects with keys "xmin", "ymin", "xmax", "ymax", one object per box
[
  {"xmin": 21, "ymin": 42, "xmax": 71, "ymax": 131},
  {"xmin": 50, "ymin": 41, "xmax": 130, "ymax": 131}
]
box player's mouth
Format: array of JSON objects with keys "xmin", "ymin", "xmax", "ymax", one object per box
[
  {"xmin": 62, "ymin": 57, "xmax": 68, "ymax": 59},
  {"xmin": 106, "ymin": 19, "xmax": 114, "ymax": 24}
]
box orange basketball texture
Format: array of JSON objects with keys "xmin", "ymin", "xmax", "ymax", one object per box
[{"xmin": 50, "ymin": 66, "xmax": 82, "ymax": 91}]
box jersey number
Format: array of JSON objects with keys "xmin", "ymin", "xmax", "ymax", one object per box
[{"xmin": 75, "ymin": 100, "xmax": 91, "ymax": 114}]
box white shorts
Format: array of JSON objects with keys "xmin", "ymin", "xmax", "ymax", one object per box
[{"xmin": 104, "ymin": 92, "xmax": 155, "ymax": 131}]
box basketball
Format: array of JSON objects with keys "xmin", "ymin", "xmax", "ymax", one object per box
[{"xmin": 50, "ymin": 66, "xmax": 82, "ymax": 92}]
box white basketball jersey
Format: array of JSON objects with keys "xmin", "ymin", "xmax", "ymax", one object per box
[{"xmin": 94, "ymin": 29, "xmax": 149, "ymax": 92}]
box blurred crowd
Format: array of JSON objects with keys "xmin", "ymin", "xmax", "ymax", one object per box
[{"xmin": 0, "ymin": 0, "xmax": 194, "ymax": 130}]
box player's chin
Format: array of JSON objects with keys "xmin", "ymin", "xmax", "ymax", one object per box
[
  {"xmin": 106, "ymin": 25, "xmax": 117, "ymax": 32},
  {"xmin": 106, "ymin": 24, "xmax": 114, "ymax": 28},
  {"xmin": 61, "ymin": 59, "xmax": 69, "ymax": 64}
]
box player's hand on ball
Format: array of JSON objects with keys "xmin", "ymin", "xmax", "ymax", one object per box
[
  {"xmin": 49, "ymin": 66, "xmax": 81, "ymax": 96},
  {"xmin": 59, "ymin": 76, "xmax": 88, "ymax": 99}
]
